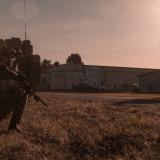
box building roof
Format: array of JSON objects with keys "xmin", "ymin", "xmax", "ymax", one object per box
[
  {"xmin": 42, "ymin": 64, "xmax": 159, "ymax": 73},
  {"xmin": 53, "ymin": 64, "xmax": 158, "ymax": 72}
]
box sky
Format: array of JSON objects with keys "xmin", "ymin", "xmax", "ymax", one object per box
[{"xmin": 1, "ymin": 0, "xmax": 160, "ymax": 68}]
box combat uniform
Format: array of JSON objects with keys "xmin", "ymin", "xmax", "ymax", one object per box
[
  {"xmin": 0, "ymin": 39, "xmax": 41, "ymax": 131},
  {"xmin": 0, "ymin": 62, "xmax": 28, "ymax": 130}
]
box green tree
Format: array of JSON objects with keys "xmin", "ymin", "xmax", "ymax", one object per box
[
  {"xmin": 53, "ymin": 61, "xmax": 60, "ymax": 66},
  {"xmin": 0, "ymin": 37, "xmax": 41, "ymax": 89},
  {"xmin": 66, "ymin": 53, "xmax": 83, "ymax": 65},
  {"xmin": 41, "ymin": 59, "xmax": 53, "ymax": 70}
]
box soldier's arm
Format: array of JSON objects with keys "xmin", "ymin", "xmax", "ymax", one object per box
[{"xmin": 0, "ymin": 65, "xmax": 20, "ymax": 81}]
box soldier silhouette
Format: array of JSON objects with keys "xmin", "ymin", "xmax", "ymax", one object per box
[
  {"xmin": 0, "ymin": 38, "xmax": 42, "ymax": 131},
  {"xmin": 0, "ymin": 49, "xmax": 28, "ymax": 131}
]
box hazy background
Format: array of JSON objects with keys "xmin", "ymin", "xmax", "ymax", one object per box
[{"xmin": 1, "ymin": 0, "xmax": 160, "ymax": 68}]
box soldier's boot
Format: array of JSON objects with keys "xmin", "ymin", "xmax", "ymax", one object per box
[{"xmin": 8, "ymin": 95, "xmax": 27, "ymax": 131}]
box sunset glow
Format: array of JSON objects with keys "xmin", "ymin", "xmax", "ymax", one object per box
[{"xmin": 1, "ymin": 0, "xmax": 160, "ymax": 68}]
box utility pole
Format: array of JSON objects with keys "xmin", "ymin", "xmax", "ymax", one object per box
[{"xmin": 24, "ymin": 0, "xmax": 27, "ymax": 40}]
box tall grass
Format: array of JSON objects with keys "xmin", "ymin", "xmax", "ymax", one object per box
[{"xmin": 0, "ymin": 93, "xmax": 159, "ymax": 160}]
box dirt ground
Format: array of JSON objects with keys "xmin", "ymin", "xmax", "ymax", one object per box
[{"xmin": 0, "ymin": 92, "xmax": 160, "ymax": 160}]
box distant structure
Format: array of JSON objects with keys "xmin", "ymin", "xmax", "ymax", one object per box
[
  {"xmin": 139, "ymin": 71, "xmax": 160, "ymax": 93},
  {"xmin": 38, "ymin": 64, "xmax": 157, "ymax": 92}
]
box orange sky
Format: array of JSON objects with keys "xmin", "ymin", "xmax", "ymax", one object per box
[{"xmin": 1, "ymin": 0, "xmax": 160, "ymax": 68}]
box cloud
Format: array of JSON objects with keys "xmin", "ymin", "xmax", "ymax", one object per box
[
  {"xmin": 10, "ymin": 0, "xmax": 40, "ymax": 21},
  {"xmin": 0, "ymin": 0, "xmax": 159, "ymax": 68}
]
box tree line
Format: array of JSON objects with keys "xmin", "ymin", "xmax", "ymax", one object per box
[
  {"xmin": 0, "ymin": 37, "xmax": 84, "ymax": 81},
  {"xmin": 41, "ymin": 53, "xmax": 83, "ymax": 70},
  {"xmin": 0, "ymin": 37, "xmax": 40, "ymax": 89}
]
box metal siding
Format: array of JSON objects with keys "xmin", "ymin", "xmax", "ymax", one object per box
[
  {"xmin": 52, "ymin": 75, "xmax": 66, "ymax": 89},
  {"xmin": 139, "ymin": 72, "xmax": 160, "ymax": 92}
]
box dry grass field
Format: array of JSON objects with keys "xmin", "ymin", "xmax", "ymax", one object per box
[{"xmin": 0, "ymin": 92, "xmax": 160, "ymax": 160}]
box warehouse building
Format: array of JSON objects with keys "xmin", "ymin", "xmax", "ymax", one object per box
[
  {"xmin": 38, "ymin": 64, "xmax": 156, "ymax": 91},
  {"xmin": 139, "ymin": 71, "xmax": 160, "ymax": 93}
]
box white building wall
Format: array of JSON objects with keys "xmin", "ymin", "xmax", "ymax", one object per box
[
  {"xmin": 139, "ymin": 71, "xmax": 160, "ymax": 92},
  {"xmin": 105, "ymin": 71, "xmax": 138, "ymax": 87},
  {"xmin": 66, "ymin": 72, "xmax": 85, "ymax": 89},
  {"xmin": 38, "ymin": 72, "xmax": 51, "ymax": 91},
  {"xmin": 38, "ymin": 64, "xmax": 157, "ymax": 91},
  {"xmin": 50, "ymin": 71, "xmax": 84, "ymax": 90},
  {"xmin": 50, "ymin": 68, "xmax": 102, "ymax": 90}
]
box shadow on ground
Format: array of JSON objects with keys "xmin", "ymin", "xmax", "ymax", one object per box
[{"xmin": 115, "ymin": 97, "xmax": 160, "ymax": 105}]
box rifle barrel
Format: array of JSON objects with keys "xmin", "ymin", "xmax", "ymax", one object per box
[
  {"xmin": 33, "ymin": 94, "xmax": 48, "ymax": 107},
  {"xmin": 39, "ymin": 99, "xmax": 48, "ymax": 107}
]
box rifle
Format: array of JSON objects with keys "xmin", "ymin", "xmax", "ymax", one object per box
[{"xmin": 16, "ymin": 71, "xmax": 48, "ymax": 107}]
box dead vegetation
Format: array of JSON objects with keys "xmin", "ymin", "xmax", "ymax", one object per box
[{"xmin": 0, "ymin": 92, "xmax": 160, "ymax": 160}]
